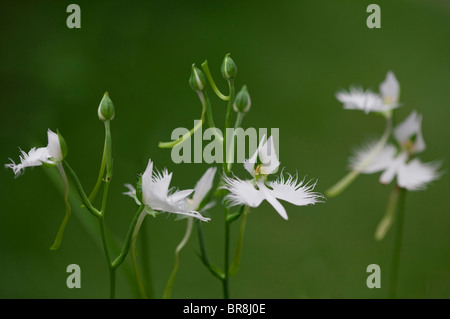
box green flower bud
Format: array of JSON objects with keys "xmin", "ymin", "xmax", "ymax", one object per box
[
  {"xmin": 221, "ymin": 53, "xmax": 237, "ymax": 80},
  {"xmin": 57, "ymin": 129, "xmax": 68, "ymax": 160},
  {"xmin": 233, "ymin": 85, "xmax": 251, "ymax": 113},
  {"xmin": 189, "ymin": 64, "xmax": 207, "ymax": 91},
  {"xmin": 98, "ymin": 91, "xmax": 115, "ymax": 121}
]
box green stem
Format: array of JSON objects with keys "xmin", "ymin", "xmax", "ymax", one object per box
[
  {"xmin": 62, "ymin": 161, "xmax": 101, "ymax": 218},
  {"xmin": 195, "ymin": 219, "xmax": 224, "ymax": 280},
  {"xmin": 390, "ymin": 186, "xmax": 406, "ymax": 299},
  {"xmin": 139, "ymin": 220, "xmax": 154, "ymax": 299},
  {"xmin": 200, "ymin": 90, "xmax": 223, "ymax": 142},
  {"xmin": 227, "ymin": 111, "xmax": 244, "ymax": 172},
  {"xmin": 88, "ymin": 139, "xmax": 107, "ymax": 202},
  {"xmin": 99, "ymin": 119, "xmax": 115, "ymax": 298},
  {"xmin": 326, "ymin": 115, "xmax": 393, "ymax": 198},
  {"xmin": 112, "ymin": 204, "xmax": 146, "ymax": 269},
  {"xmin": 223, "ymin": 79, "xmax": 235, "ymax": 175},
  {"xmin": 196, "ymin": 219, "xmax": 211, "ymax": 267},
  {"xmin": 131, "ymin": 239, "xmax": 147, "ymax": 299},
  {"xmin": 159, "ymin": 93, "xmax": 207, "ymax": 149},
  {"xmin": 375, "ymin": 185, "xmax": 400, "ymax": 241},
  {"xmin": 130, "ymin": 211, "xmax": 149, "ymax": 299},
  {"xmin": 104, "ymin": 120, "xmax": 113, "ymax": 180},
  {"xmin": 50, "ymin": 163, "xmax": 72, "ymax": 250},
  {"xmin": 201, "ymin": 60, "xmax": 230, "ymax": 101},
  {"xmin": 163, "ymin": 217, "xmax": 194, "ymax": 299},
  {"xmin": 99, "ymin": 216, "xmax": 114, "ymax": 298},
  {"xmin": 159, "ymin": 119, "xmax": 204, "ymax": 148},
  {"xmin": 223, "ymin": 212, "xmax": 230, "ymax": 299},
  {"xmin": 229, "ymin": 206, "xmax": 249, "ymax": 276}
]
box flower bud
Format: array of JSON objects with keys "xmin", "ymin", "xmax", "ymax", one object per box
[
  {"xmin": 189, "ymin": 64, "xmax": 207, "ymax": 91},
  {"xmin": 233, "ymin": 85, "xmax": 251, "ymax": 113},
  {"xmin": 98, "ymin": 91, "xmax": 115, "ymax": 121},
  {"xmin": 221, "ymin": 53, "xmax": 237, "ymax": 80}
]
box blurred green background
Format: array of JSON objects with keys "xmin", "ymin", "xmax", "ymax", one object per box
[{"xmin": 1, "ymin": 0, "xmax": 449, "ymax": 299}]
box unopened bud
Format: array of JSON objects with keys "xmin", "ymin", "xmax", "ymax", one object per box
[
  {"xmin": 221, "ymin": 53, "xmax": 237, "ymax": 80},
  {"xmin": 233, "ymin": 85, "xmax": 251, "ymax": 113},
  {"xmin": 98, "ymin": 92, "xmax": 115, "ymax": 121},
  {"xmin": 189, "ymin": 64, "xmax": 207, "ymax": 91}
]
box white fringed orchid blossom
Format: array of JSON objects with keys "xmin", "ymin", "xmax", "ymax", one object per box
[
  {"xmin": 336, "ymin": 71, "xmax": 400, "ymax": 114},
  {"xmin": 5, "ymin": 129, "xmax": 65, "ymax": 176},
  {"xmin": 350, "ymin": 111, "xmax": 441, "ymax": 191},
  {"xmin": 222, "ymin": 136, "xmax": 322, "ymax": 220},
  {"xmin": 124, "ymin": 159, "xmax": 216, "ymax": 221}
]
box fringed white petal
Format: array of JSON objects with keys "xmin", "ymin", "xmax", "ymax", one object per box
[
  {"xmin": 151, "ymin": 168, "xmax": 173, "ymax": 198},
  {"xmin": 349, "ymin": 142, "xmax": 397, "ymax": 174},
  {"xmin": 336, "ymin": 87, "xmax": 396, "ymax": 113},
  {"xmin": 397, "ymin": 159, "xmax": 442, "ymax": 191},
  {"xmin": 222, "ymin": 175, "xmax": 265, "ymax": 208},
  {"xmin": 267, "ymin": 173, "xmax": 323, "ymax": 207},
  {"xmin": 5, "ymin": 146, "xmax": 50, "ymax": 176},
  {"xmin": 379, "ymin": 71, "xmax": 400, "ymax": 105}
]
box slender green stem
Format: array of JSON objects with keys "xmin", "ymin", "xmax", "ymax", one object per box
[
  {"xmin": 62, "ymin": 161, "xmax": 101, "ymax": 218},
  {"xmin": 104, "ymin": 120, "xmax": 113, "ymax": 180},
  {"xmin": 375, "ymin": 185, "xmax": 400, "ymax": 241},
  {"xmin": 159, "ymin": 94, "xmax": 207, "ymax": 148},
  {"xmin": 229, "ymin": 206, "xmax": 249, "ymax": 276},
  {"xmin": 196, "ymin": 219, "xmax": 211, "ymax": 267},
  {"xmin": 326, "ymin": 115, "xmax": 393, "ymax": 197},
  {"xmin": 201, "ymin": 60, "xmax": 230, "ymax": 101},
  {"xmin": 131, "ymin": 238, "xmax": 148, "ymax": 299},
  {"xmin": 227, "ymin": 111, "xmax": 244, "ymax": 172},
  {"xmin": 390, "ymin": 186, "xmax": 406, "ymax": 299},
  {"xmin": 98, "ymin": 119, "xmax": 116, "ymax": 298},
  {"xmin": 223, "ymin": 79, "xmax": 235, "ymax": 175},
  {"xmin": 130, "ymin": 211, "xmax": 149, "ymax": 299},
  {"xmin": 195, "ymin": 220, "xmax": 224, "ymax": 280},
  {"xmin": 112, "ymin": 204, "xmax": 146, "ymax": 269},
  {"xmin": 99, "ymin": 215, "xmax": 114, "ymax": 298},
  {"xmin": 223, "ymin": 211, "xmax": 231, "ymax": 299},
  {"xmin": 199, "ymin": 90, "xmax": 223, "ymax": 142},
  {"xmin": 163, "ymin": 217, "xmax": 194, "ymax": 299},
  {"xmin": 50, "ymin": 163, "xmax": 72, "ymax": 250},
  {"xmin": 139, "ymin": 220, "xmax": 154, "ymax": 299},
  {"xmin": 159, "ymin": 119, "xmax": 204, "ymax": 148},
  {"xmin": 88, "ymin": 140, "xmax": 107, "ymax": 202}
]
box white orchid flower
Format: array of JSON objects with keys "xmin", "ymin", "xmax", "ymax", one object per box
[
  {"xmin": 222, "ymin": 136, "xmax": 322, "ymax": 220},
  {"xmin": 5, "ymin": 129, "xmax": 64, "ymax": 176},
  {"xmin": 124, "ymin": 159, "xmax": 215, "ymax": 222},
  {"xmin": 336, "ymin": 71, "xmax": 400, "ymax": 114},
  {"xmin": 350, "ymin": 111, "xmax": 442, "ymax": 191}
]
